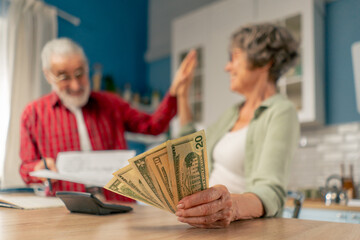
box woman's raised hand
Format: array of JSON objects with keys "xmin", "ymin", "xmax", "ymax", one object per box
[{"xmin": 169, "ymin": 50, "xmax": 197, "ymax": 97}]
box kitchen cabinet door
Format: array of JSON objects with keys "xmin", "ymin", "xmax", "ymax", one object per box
[{"xmin": 257, "ymin": 0, "xmax": 325, "ymax": 125}]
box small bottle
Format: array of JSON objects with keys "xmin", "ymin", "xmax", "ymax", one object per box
[
  {"xmin": 350, "ymin": 164, "xmax": 356, "ymax": 199},
  {"xmin": 151, "ymin": 90, "xmax": 160, "ymax": 109},
  {"xmin": 92, "ymin": 63, "xmax": 102, "ymax": 91},
  {"xmin": 132, "ymin": 93, "xmax": 140, "ymax": 108},
  {"xmin": 341, "ymin": 163, "xmax": 355, "ymax": 199},
  {"xmin": 123, "ymin": 83, "xmax": 132, "ymax": 103},
  {"xmin": 104, "ymin": 75, "xmax": 116, "ymax": 93}
]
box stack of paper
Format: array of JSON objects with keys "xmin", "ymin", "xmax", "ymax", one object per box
[{"xmin": 30, "ymin": 150, "xmax": 136, "ymax": 186}]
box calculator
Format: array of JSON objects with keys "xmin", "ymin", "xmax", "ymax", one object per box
[{"xmin": 56, "ymin": 191, "xmax": 133, "ymax": 215}]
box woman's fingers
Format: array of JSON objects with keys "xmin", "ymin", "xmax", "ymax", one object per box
[
  {"xmin": 183, "ymin": 50, "xmax": 197, "ymax": 72},
  {"xmin": 169, "ymin": 50, "xmax": 197, "ymax": 96},
  {"xmin": 176, "ymin": 191, "xmax": 232, "ymax": 217},
  {"xmin": 176, "ymin": 185, "xmax": 233, "ymax": 228},
  {"xmin": 182, "ymin": 52, "xmax": 197, "ymax": 79},
  {"xmin": 178, "ymin": 185, "xmax": 229, "ymax": 210},
  {"xmin": 178, "ymin": 208, "xmax": 232, "ymax": 228},
  {"xmin": 177, "ymin": 50, "xmax": 197, "ymax": 80},
  {"xmin": 181, "ymin": 50, "xmax": 197, "ymax": 70}
]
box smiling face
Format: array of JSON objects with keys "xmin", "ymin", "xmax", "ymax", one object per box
[
  {"xmin": 45, "ymin": 53, "xmax": 90, "ymax": 108},
  {"xmin": 225, "ymin": 48, "xmax": 256, "ymax": 94},
  {"xmin": 224, "ymin": 48, "xmax": 265, "ymax": 95}
]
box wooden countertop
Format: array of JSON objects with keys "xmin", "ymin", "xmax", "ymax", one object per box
[
  {"xmin": 286, "ymin": 199, "xmax": 360, "ymax": 212},
  {"xmin": 1, "ymin": 204, "xmax": 360, "ymax": 239}
]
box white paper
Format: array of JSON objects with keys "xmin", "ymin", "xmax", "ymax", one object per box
[
  {"xmin": 0, "ymin": 194, "xmax": 64, "ymax": 209},
  {"xmin": 30, "ymin": 150, "xmax": 136, "ymax": 187}
]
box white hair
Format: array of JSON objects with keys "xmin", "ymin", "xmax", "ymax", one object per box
[
  {"xmin": 41, "ymin": 38, "xmax": 88, "ymax": 70},
  {"xmin": 51, "ymin": 82, "xmax": 91, "ymax": 108}
]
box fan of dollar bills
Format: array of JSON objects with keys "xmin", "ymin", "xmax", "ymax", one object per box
[{"xmin": 105, "ymin": 130, "xmax": 209, "ymax": 213}]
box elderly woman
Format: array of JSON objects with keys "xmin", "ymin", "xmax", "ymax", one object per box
[{"xmin": 174, "ymin": 23, "xmax": 300, "ymax": 228}]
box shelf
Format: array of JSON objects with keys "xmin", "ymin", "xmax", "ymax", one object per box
[{"xmin": 125, "ymin": 132, "xmax": 167, "ymax": 145}]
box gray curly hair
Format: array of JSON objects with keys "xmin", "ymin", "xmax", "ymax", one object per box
[
  {"xmin": 230, "ymin": 23, "xmax": 299, "ymax": 83},
  {"xmin": 41, "ymin": 37, "xmax": 88, "ymax": 70}
]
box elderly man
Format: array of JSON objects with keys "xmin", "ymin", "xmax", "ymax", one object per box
[{"xmin": 19, "ymin": 38, "xmax": 194, "ymax": 200}]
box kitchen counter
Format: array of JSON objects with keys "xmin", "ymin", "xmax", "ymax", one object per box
[{"xmin": 286, "ymin": 198, "xmax": 360, "ymax": 212}]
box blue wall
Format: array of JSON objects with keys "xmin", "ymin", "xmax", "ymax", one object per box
[
  {"xmin": 146, "ymin": 56, "xmax": 171, "ymax": 97},
  {"xmin": 325, "ymin": 0, "xmax": 360, "ymax": 124},
  {"xmin": 44, "ymin": 0, "xmax": 148, "ymax": 94}
]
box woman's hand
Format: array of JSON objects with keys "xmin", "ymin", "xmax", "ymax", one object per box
[
  {"xmin": 169, "ymin": 50, "xmax": 197, "ymax": 97},
  {"xmin": 175, "ymin": 185, "xmax": 234, "ymax": 228}
]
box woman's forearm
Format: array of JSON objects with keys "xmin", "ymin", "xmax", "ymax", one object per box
[
  {"xmin": 177, "ymin": 95, "xmax": 193, "ymax": 126},
  {"xmin": 231, "ymin": 193, "xmax": 265, "ymax": 221}
]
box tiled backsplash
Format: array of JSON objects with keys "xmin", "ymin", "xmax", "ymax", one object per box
[{"xmin": 287, "ymin": 122, "xmax": 360, "ymax": 191}]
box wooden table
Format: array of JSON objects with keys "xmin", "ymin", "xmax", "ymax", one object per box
[{"xmin": 1, "ymin": 204, "xmax": 360, "ymax": 240}]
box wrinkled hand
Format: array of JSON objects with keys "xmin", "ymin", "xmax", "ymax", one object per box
[
  {"xmin": 175, "ymin": 185, "xmax": 233, "ymax": 228},
  {"xmin": 169, "ymin": 50, "xmax": 197, "ymax": 97},
  {"xmin": 34, "ymin": 157, "xmax": 58, "ymax": 183}
]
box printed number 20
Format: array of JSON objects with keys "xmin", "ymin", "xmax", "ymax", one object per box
[{"xmin": 195, "ymin": 135, "xmax": 203, "ymax": 149}]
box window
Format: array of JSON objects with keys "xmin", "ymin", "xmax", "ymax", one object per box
[{"xmin": 0, "ymin": 2, "xmax": 10, "ymax": 179}]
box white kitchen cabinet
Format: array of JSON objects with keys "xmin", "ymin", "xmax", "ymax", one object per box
[
  {"xmin": 256, "ymin": 0, "xmax": 325, "ymax": 125},
  {"xmin": 171, "ymin": 0, "xmax": 325, "ymax": 134}
]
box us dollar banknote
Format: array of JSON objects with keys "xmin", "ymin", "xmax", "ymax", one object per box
[
  {"xmin": 147, "ymin": 143, "xmax": 178, "ymax": 208},
  {"xmin": 104, "ymin": 177, "xmax": 162, "ymax": 209},
  {"xmin": 130, "ymin": 147, "xmax": 176, "ymax": 213},
  {"xmin": 112, "ymin": 165, "xmax": 164, "ymax": 209},
  {"xmin": 104, "ymin": 130, "xmax": 209, "ymax": 213},
  {"xmin": 167, "ymin": 130, "xmax": 209, "ymax": 205}
]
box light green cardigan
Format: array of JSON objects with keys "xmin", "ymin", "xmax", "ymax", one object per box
[{"xmin": 181, "ymin": 94, "xmax": 300, "ymax": 217}]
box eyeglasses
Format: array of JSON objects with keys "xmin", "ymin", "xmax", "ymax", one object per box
[
  {"xmin": 228, "ymin": 49, "xmax": 242, "ymax": 62},
  {"xmin": 47, "ymin": 67, "xmax": 88, "ymax": 84}
]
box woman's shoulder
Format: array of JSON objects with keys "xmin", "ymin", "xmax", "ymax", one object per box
[
  {"xmin": 267, "ymin": 94, "xmax": 297, "ymax": 114},
  {"xmin": 262, "ymin": 94, "xmax": 299, "ymax": 130}
]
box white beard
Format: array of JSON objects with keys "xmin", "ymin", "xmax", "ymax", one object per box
[{"xmin": 52, "ymin": 83, "xmax": 90, "ymax": 109}]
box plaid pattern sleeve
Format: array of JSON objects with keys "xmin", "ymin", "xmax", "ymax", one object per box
[
  {"xmin": 121, "ymin": 92, "xmax": 177, "ymax": 134},
  {"xmin": 19, "ymin": 91, "xmax": 177, "ymax": 202}
]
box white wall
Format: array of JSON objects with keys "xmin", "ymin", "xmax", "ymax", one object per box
[{"xmin": 145, "ymin": 0, "xmax": 219, "ymax": 62}]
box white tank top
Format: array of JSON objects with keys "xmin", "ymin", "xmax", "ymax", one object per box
[{"xmin": 209, "ymin": 126, "xmax": 248, "ymax": 193}]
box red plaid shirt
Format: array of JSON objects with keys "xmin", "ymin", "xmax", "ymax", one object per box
[{"xmin": 20, "ymin": 91, "xmax": 177, "ymax": 201}]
